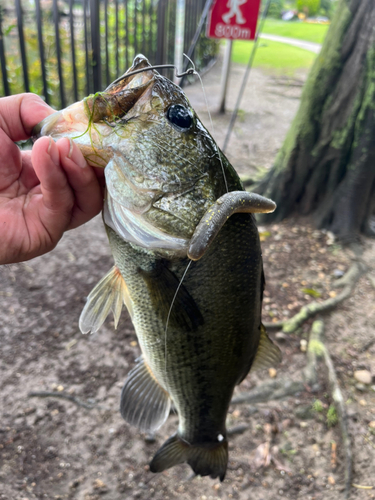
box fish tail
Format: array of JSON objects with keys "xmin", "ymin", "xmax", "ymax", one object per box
[{"xmin": 149, "ymin": 434, "xmax": 228, "ymax": 481}]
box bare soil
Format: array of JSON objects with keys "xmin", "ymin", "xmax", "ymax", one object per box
[{"xmin": 1, "ymin": 59, "xmax": 375, "ymax": 500}]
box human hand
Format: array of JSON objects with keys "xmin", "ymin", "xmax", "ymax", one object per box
[{"xmin": 0, "ymin": 93, "xmax": 104, "ymax": 265}]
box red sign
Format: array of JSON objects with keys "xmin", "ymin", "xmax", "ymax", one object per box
[{"xmin": 207, "ymin": 0, "xmax": 261, "ymax": 41}]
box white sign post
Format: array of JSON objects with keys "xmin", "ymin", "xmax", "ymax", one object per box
[
  {"xmin": 174, "ymin": 0, "xmax": 186, "ymax": 85},
  {"xmin": 219, "ymin": 39, "xmax": 233, "ymax": 113}
]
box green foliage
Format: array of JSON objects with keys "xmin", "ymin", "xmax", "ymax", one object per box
[
  {"xmin": 311, "ymin": 399, "xmax": 324, "ymax": 413},
  {"xmin": 326, "ymin": 404, "xmax": 338, "ymax": 427},
  {"xmin": 296, "ymin": 0, "xmax": 321, "ymax": 16},
  {"xmin": 319, "ymin": 0, "xmax": 337, "ymax": 18},
  {"xmin": 0, "ymin": 2, "xmax": 218, "ymax": 106},
  {"xmin": 268, "ymin": 0, "xmax": 285, "ymax": 19}
]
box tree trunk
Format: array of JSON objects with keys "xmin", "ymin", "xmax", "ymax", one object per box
[{"xmin": 257, "ymin": 0, "xmax": 375, "ymax": 240}]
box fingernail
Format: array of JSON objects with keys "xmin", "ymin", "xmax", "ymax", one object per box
[
  {"xmin": 47, "ymin": 137, "xmax": 60, "ymax": 166},
  {"xmin": 68, "ymin": 138, "xmax": 74, "ymax": 158},
  {"xmin": 67, "ymin": 138, "xmax": 87, "ymax": 168}
]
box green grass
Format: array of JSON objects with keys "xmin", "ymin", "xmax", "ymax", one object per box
[
  {"xmin": 232, "ymin": 39, "xmax": 316, "ymax": 75},
  {"xmin": 262, "ymin": 19, "xmax": 329, "ymax": 44}
]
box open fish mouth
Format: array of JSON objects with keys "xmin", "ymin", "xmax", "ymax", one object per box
[
  {"xmin": 32, "ymin": 55, "xmax": 203, "ymax": 254},
  {"xmin": 32, "ymin": 55, "xmax": 156, "ymax": 168}
]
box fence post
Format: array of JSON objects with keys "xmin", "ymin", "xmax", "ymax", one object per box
[
  {"xmin": 84, "ymin": 0, "xmax": 91, "ymax": 95},
  {"xmin": 156, "ymin": 0, "xmax": 167, "ymax": 66},
  {"xmin": 35, "ymin": 0, "xmax": 49, "ymax": 103},
  {"xmin": 69, "ymin": 0, "xmax": 78, "ymax": 101},
  {"xmin": 53, "ymin": 0, "xmax": 66, "ymax": 107},
  {"xmin": 15, "ymin": 0, "xmax": 29, "ymax": 92},
  {"xmin": 0, "ymin": 5, "xmax": 9, "ymax": 96},
  {"xmin": 90, "ymin": 0, "xmax": 102, "ymax": 92}
]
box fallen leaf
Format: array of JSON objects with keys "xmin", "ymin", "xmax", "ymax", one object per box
[
  {"xmin": 259, "ymin": 231, "xmax": 271, "ymax": 241},
  {"xmin": 301, "ymin": 288, "xmax": 321, "ymax": 298},
  {"xmin": 269, "ymin": 368, "xmax": 277, "ymax": 378}
]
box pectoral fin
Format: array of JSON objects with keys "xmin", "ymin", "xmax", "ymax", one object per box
[
  {"xmin": 79, "ymin": 266, "xmax": 133, "ymax": 334},
  {"xmin": 120, "ymin": 357, "xmax": 171, "ymax": 432},
  {"xmin": 251, "ymin": 324, "xmax": 282, "ymax": 371},
  {"xmin": 188, "ymin": 191, "xmax": 276, "ymax": 261},
  {"xmin": 138, "ymin": 261, "xmax": 204, "ymax": 331}
]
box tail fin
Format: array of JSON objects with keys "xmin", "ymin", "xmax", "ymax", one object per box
[{"xmin": 149, "ymin": 434, "xmax": 228, "ymax": 481}]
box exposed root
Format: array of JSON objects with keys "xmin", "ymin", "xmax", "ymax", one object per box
[
  {"xmin": 360, "ymin": 337, "xmax": 375, "ymax": 352},
  {"xmin": 333, "ymin": 260, "xmax": 364, "ymax": 288},
  {"xmin": 27, "ymin": 391, "xmax": 109, "ymax": 411},
  {"xmin": 302, "ymin": 319, "xmax": 323, "ymax": 385},
  {"xmin": 264, "ymin": 261, "xmax": 366, "ymax": 333},
  {"xmin": 231, "ymin": 322, "xmax": 324, "ymax": 406},
  {"xmin": 302, "ymin": 320, "xmax": 352, "ymax": 500},
  {"xmin": 227, "ymin": 423, "xmax": 250, "ymax": 436},
  {"xmin": 231, "ymin": 379, "xmax": 305, "ymax": 405},
  {"xmin": 234, "ymin": 320, "xmax": 352, "ymax": 498}
]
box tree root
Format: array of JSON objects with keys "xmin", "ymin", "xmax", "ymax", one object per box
[
  {"xmin": 227, "ymin": 423, "xmax": 250, "ymax": 436},
  {"xmin": 231, "ymin": 379, "xmax": 305, "ymax": 405},
  {"xmin": 233, "ymin": 320, "xmax": 352, "ymax": 499},
  {"xmin": 310, "ymin": 321, "xmax": 352, "ymax": 500},
  {"xmin": 360, "ymin": 337, "xmax": 375, "ymax": 352},
  {"xmin": 231, "ymin": 322, "xmax": 325, "ymax": 406},
  {"xmin": 264, "ymin": 261, "xmax": 366, "ymax": 333},
  {"xmin": 27, "ymin": 391, "xmax": 110, "ymax": 411}
]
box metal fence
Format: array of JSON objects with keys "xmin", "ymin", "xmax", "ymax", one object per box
[{"xmin": 0, "ymin": 0, "xmax": 218, "ymax": 108}]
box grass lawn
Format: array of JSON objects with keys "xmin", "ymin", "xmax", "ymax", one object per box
[
  {"xmin": 262, "ymin": 19, "xmax": 329, "ymax": 44},
  {"xmin": 232, "ymin": 39, "xmax": 316, "ymax": 75}
]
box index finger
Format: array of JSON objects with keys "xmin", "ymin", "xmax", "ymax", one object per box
[{"xmin": 0, "ymin": 93, "xmax": 56, "ymax": 142}]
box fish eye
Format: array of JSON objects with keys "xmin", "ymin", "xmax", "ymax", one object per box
[{"xmin": 166, "ymin": 104, "xmax": 193, "ymax": 131}]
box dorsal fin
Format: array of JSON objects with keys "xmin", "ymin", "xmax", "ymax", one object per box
[
  {"xmin": 251, "ymin": 324, "xmax": 282, "ymax": 371},
  {"xmin": 79, "ymin": 266, "xmax": 133, "ymax": 334},
  {"xmin": 138, "ymin": 261, "xmax": 204, "ymax": 332}
]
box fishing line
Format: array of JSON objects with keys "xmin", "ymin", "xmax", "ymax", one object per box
[
  {"xmin": 164, "ymin": 259, "xmax": 192, "ymax": 374},
  {"xmin": 108, "ymin": 64, "xmax": 196, "ymax": 89},
  {"xmin": 110, "ymin": 57, "xmax": 228, "ymax": 372},
  {"xmin": 182, "ymin": 54, "xmax": 229, "ymax": 194}
]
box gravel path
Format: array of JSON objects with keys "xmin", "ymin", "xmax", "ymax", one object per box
[{"xmin": 261, "ymin": 33, "xmax": 322, "ymax": 53}]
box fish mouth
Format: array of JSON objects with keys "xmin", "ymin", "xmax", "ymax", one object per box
[{"xmin": 31, "ymin": 54, "xmax": 156, "ymax": 167}]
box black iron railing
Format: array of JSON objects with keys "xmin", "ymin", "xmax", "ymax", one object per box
[{"xmin": 0, "ymin": 0, "xmax": 218, "ymax": 108}]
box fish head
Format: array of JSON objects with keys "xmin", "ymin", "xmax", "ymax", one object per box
[{"xmin": 34, "ymin": 55, "xmax": 239, "ymax": 255}]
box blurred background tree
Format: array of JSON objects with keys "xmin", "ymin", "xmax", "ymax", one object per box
[
  {"xmin": 296, "ymin": 0, "xmax": 321, "ymax": 16},
  {"xmin": 267, "ymin": 0, "xmax": 285, "ymax": 18},
  {"xmin": 257, "ymin": 0, "xmax": 375, "ymax": 240}
]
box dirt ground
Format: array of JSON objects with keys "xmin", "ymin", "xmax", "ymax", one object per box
[{"xmin": 1, "ymin": 57, "xmax": 375, "ymax": 500}]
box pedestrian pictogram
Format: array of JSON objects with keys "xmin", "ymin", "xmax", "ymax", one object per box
[
  {"xmin": 222, "ymin": 0, "xmax": 247, "ymax": 25},
  {"xmin": 207, "ymin": 0, "xmax": 261, "ymax": 40}
]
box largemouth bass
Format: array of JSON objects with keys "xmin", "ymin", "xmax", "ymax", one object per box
[{"xmin": 34, "ymin": 55, "xmax": 281, "ymax": 480}]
